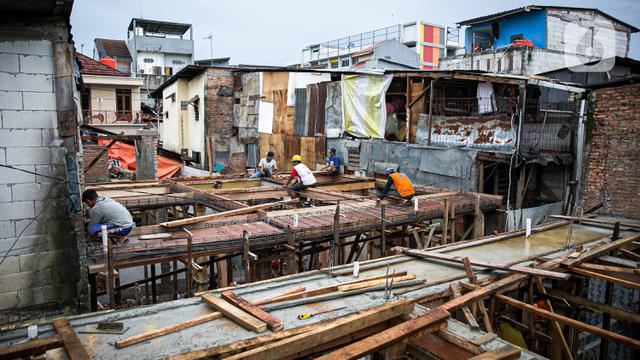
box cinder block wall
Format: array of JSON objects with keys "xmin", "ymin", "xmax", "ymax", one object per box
[
  {"xmin": 0, "ymin": 38, "xmax": 84, "ymax": 322},
  {"xmin": 583, "ymin": 83, "xmax": 640, "ymax": 219}
]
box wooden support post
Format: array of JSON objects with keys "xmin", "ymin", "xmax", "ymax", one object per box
[
  {"xmin": 208, "ymin": 256, "xmax": 216, "ymax": 290},
  {"xmin": 450, "ymin": 204, "xmax": 456, "ymax": 243},
  {"xmin": 599, "ymin": 280, "xmax": 614, "ymax": 360},
  {"xmin": 334, "ymin": 204, "xmax": 342, "ymax": 265},
  {"xmin": 52, "ymin": 318, "xmax": 90, "ymax": 360},
  {"xmin": 106, "ymin": 237, "xmax": 115, "ymax": 308},
  {"xmin": 150, "ymin": 264, "xmax": 157, "ymax": 304},
  {"xmin": 473, "ymin": 195, "xmax": 484, "ymax": 239},
  {"xmin": 443, "ymin": 198, "xmax": 449, "ymax": 244},
  {"xmin": 427, "ymin": 79, "xmax": 434, "ymax": 146},
  {"xmin": 242, "ymin": 229, "xmax": 251, "ymax": 283},
  {"xmin": 186, "ymin": 229, "xmax": 193, "ymax": 297},
  {"xmin": 286, "ymin": 226, "xmax": 297, "ymax": 275},
  {"xmin": 88, "ymin": 273, "xmax": 97, "ymax": 312},
  {"xmin": 381, "ymin": 204, "xmax": 386, "ymax": 257},
  {"xmin": 450, "ymin": 283, "xmax": 480, "ymax": 330},
  {"xmin": 172, "ymin": 259, "xmax": 178, "ymax": 299},
  {"xmin": 534, "ymin": 277, "xmax": 573, "ymax": 360},
  {"xmin": 144, "ymin": 265, "xmax": 150, "ymax": 304}
]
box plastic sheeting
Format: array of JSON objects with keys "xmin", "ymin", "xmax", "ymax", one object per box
[
  {"xmin": 341, "ymin": 74, "xmax": 392, "ymax": 139},
  {"xmin": 99, "ymin": 141, "xmax": 182, "ymax": 179}
]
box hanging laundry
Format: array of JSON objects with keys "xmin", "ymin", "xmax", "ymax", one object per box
[{"xmin": 477, "ymin": 81, "xmax": 497, "ymax": 114}]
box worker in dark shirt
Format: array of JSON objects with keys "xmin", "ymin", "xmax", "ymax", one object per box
[
  {"xmin": 321, "ymin": 148, "xmax": 341, "ymax": 176},
  {"xmin": 379, "ymin": 168, "xmax": 415, "ymax": 200}
]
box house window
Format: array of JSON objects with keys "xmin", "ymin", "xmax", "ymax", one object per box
[
  {"xmin": 331, "ymin": 61, "xmax": 339, "ymax": 69},
  {"xmin": 341, "ymin": 59, "xmax": 350, "ymax": 67},
  {"xmin": 80, "ymin": 88, "xmax": 91, "ymax": 117},
  {"xmin": 486, "ymin": 59, "xmax": 491, "ymax": 71},
  {"xmin": 510, "ymin": 34, "xmax": 524, "ymax": 43},
  {"xmin": 116, "ymin": 89, "xmax": 132, "ymax": 121},
  {"xmin": 191, "ymin": 151, "xmax": 201, "ymax": 164},
  {"xmin": 152, "ymin": 66, "xmax": 162, "ymax": 75},
  {"xmin": 164, "ymin": 67, "xmax": 173, "ymax": 76},
  {"xmin": 497, "ymin": 59, "xmax": 501, "ymax": 72},
  {"xmin": 193, "ymin": 99, "xmax": 199, "ymax": 121}
]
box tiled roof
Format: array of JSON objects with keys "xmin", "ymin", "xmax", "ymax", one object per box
[
  {"xmin": 76, "ymin": 53, "xmax": 127, "ymax": 77},
  {"xmin": 94, "ymin": 38, "xmax": 132, "ymax": 61}
]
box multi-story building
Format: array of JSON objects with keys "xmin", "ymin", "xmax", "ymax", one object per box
[
  {"xmin": 94, "ymin": 38, "xmax": 132, "ymax": 75},
  {"xmin": 301, "ymin": 21, "xmax": 460, "ymax": 70},
  {"xmin": 440, "ymin": 5, "xmax": 638, "ymax": 75},
  {"xmin": 126, "ymin": 18, "xmax": 194, "ymax": 105}
]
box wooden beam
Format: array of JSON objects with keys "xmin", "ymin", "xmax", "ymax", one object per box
[
  {"xmin": 562, "ymin": 234, "xmax": 640, "ymax": 268},
  {"xmin": 547, "ymin": 288, "xmax": 640, "ymax": 324},
  {"xmin": 52, "ymin": 318, "xmax": 90, "ymax": 360},
  {"xmin": 578, "ymin": 263, "xmax": 640, "ymax": 275},
  {"xmin": 450, "ymin": 283, "xmax": 479, "ymax": 330},
  {"xmin": 548, "ymin": 215, "xmax": 640, "ymax": 230},
  {"xmin": 570, "ymin": 267, "xmax": 640, "ymax": 290},
  {"xmin": 314, "ymin": 308, "xmax": 450, "ymax": 360},
  {"xmin": 619, "ymin": 248, "xmax": 640, "ymax": 262},
  {"xmin": 403, "ymin": 248, "xmax": 571, "ymax": 280},
  {"xmin": 534, "ymin": 277, "xmax": 574, "ymax": 360},
  {"xmin": 220, "ymin": 291, "xmax": 283, "ymax": 331},
  {"xmin": 0, "ymin": 335, "xmax": 63, "ymax": 360},
  {"xmin": 160, "ymin": 199, "xmax": 298, "ymax": 228},
  {"xmin": 467, "ymin": 345, "xmax": 521, "ymax": 360},
  {"xmin": 225, "ymin": 300, "xmax": 416, "ymax": 360},
  {"xmin": 200, "ymin": 294, "xmax": 267, "ymax": 333},
  {"xmin": 496, "ymin": 294, "xmax": 640, "ymax": 349},
  {"xmin": 338, "ymin": 275, "xmax": 417, "ymax": 292}
]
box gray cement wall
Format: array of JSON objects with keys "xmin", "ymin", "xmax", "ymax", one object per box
[{"xmin": 0, "ymin": 22, "xmax": 86, "ymax": 323}]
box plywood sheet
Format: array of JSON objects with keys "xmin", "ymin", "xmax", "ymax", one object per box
[
  {"xmin": 261, "ymin": 72, "xmax": 289, "ymax": 102},
  {"xmin": 300, "ymin": 137, "xmax": 316, "ymax": 169},
  {"xmin": 410, "ymin": 80, "xmax": 425, "ymax": 144},
  {"xmin": 259, "ymin": 133, "xmax": 286, "ymax": 171}
]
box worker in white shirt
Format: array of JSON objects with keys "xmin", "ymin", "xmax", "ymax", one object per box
[
  {"xmin": 285, "ymin": 155, "xmax": 317, "ymax": 198},
  {"xmin": 250, "ymin": 151, "xmax": 278, "ymax": 178}
]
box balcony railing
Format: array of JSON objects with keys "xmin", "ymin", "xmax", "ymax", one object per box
[{"xmin": 82, "ymin": 110, "xmax": 143, "ymax": 125}]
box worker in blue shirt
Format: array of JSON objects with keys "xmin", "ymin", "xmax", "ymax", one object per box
[{"xmin": 322, "ymin": 148, "xmax": 341, "ymax": 175}]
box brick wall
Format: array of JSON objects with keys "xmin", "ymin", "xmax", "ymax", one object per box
[
  {"xmin": 83, "ymin": 145, "xmax": 109, "ymax": 183},
  {"xmin": 583, "ymin": 83, "xmax": 640, "ymax": 219},
  {"xmin": 205, "ymin": 69, "xmax": 246, "ymax": 173},
  {"xmin": 0, "ymin": 37, "xmax": 85, "ymax": 322}
]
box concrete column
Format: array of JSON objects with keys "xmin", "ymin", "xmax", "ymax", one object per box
[{"xmin": 135, "ymin": 129, "xmax": 158, "ymax": 180}]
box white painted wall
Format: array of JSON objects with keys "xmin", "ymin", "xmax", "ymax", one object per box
[
  {"xmin": 185, "ymin": 73, "xmax": 205, "ymax": 166},
  {"xmin": 160, "ymin": 79, "xmax": 183, "ymax": 154},
  {"xmin": 136, "ymin": 51, "xmax": 164, "ymax": 75}
]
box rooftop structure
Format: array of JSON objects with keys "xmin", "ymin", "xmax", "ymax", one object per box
[
  {"xmin": 440, "ymin": 5, "xmax": 639, "ymax": 75},
  {"xmin": 94, "ymin": 38, "xmax": 132, "ymax": 75}
]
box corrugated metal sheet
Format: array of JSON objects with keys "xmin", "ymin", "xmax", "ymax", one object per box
[
  {"xmin": 294, "ymin": 88, "xmax": 307, "ymax": 136},
  {"xmin": 418, "ymin": 115, "xmax": 515, "ymax": 152}
]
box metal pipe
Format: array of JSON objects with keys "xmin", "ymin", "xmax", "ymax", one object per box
[{"xmin": 573, "ymin": 99, "xmax": 587, "ymax": 209}]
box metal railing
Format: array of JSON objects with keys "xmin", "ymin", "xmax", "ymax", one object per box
[
  {"xmin": 82, "ymin": 110, "xmax": 143, "ymax": 125},
  {"xmin": 308, "ymin": 24, "xmax": 403, "ymax": 63}
]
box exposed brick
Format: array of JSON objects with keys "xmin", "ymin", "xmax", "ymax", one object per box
[{"xmin": 582, "ymin": 83, "xmax": 640, "ymax": 219}]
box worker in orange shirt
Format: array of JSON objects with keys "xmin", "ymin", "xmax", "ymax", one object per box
[{"xmin": 379, "ymin": 168, "xmax": 415, "ymax": 200}]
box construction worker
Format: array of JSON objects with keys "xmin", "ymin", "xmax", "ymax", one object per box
[
  {"xmin": 82, "ymin": 189, "xmax": 135, "ymax": 246},
  {"xmin": 285, "ymin": 155, "xmax": 317, "ymax": 198},
  {"xmin": 379, "ymin": 168, "xmax": 415, "ymax": 200},
  {"xmin": 250, "ymin": 151, "xmax": 277, "ymax": 178},
  {"xmin": 321, "ymin": 148, "xmax": 341, "ymax": 176}
]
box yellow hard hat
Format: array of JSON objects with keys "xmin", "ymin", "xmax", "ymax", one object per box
[{"xmin": 291, "ymin": 155, "xmax": 302, "ymax": 162}]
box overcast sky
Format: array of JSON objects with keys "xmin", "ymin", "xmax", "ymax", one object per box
[{"xmin": 70, "ymin": 0, "xmax": 640, "ymax": 65}]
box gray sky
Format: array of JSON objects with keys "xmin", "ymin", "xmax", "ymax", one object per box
[{"xmin": 71, "ymin": 0, "xmax": 640, "ymax": 65}]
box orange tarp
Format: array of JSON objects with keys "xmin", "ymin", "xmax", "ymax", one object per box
[{"xmin": 99, "ymin": 141, "xmax": 181, "ymax": 179}]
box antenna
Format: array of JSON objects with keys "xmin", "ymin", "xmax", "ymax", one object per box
[
  {"xmin": 203, "ymin": 33, "xmax": 213, "ymax": 64},
  {"xmin": 139, "ymin": 0, "xmax": 143, "ymax": 18}
]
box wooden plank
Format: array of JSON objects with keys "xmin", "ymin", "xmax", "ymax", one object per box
[
  {"xmin": 596, "ymin": 255, "xmax": 639, "ymax": 268},
  {"xmin": 579, "ymin": 263, "xmax": 640, "ymax": 275},
  {"xmin": 225, "ymin": 300, "xmax": 416, "ymax": 360},
  {"xmin": 220, "ymin": 291, "xmax": 283, "ymax": 331},
  {"xmin": 496, "ymin": 294, "xmax": 640, "ymax": 349},
  {"xmin": 450, "ymin": 283, "xmax": 479, "ymax": 330},
  {"xmin": 259, "ymin": 271, "xmax": 408, "ymax": 305},
  {"xmin": 200, "ymin": 294, "xmax": 267, "ymax": 333},
  {"xmin": 115, "ymin": 287, "xmax": 305, "ymax": 349},
  {"xmin": 467, "ymin": 345, "xmax": 521, "ymax": 360},
  {"xmin": 0, "ymin": 335, "xmax": 63, "ymax": 360},
  {"xmin": 160, "ymin": 199, "xmax": 298, "ymax": 228},
  {"xmin": 548, "ymin": 215, "xmax": 640, "ymax": 230},
  {"xmin": 404, "ymin": 248, "xmax": 571, "ymax": 280},
  {"xmin": 314, "ymin": 308, "xmax": 450, "ymax": 360},
  {"xmin": 412, "ymin": 191, "xmax": 458, "ymax": 200},
  {"xmin": 570, "ymin": 267, "xmax": 640, "ymax": 290},
  {"xmin": 338, "ymin": 274, "xmax": 417, "ymax": 292},
  {"xmin": 562, "ymin": 234, "xmax": 640, "ymax": 268},
  {"xmin": 619, "ymin": 248, "xmax": 640, "ymax": 262},
  {"xmin": 52, "ymin": 318, "xmax": 90, "ymax": 360}
]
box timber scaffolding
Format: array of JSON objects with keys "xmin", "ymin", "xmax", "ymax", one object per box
[
  {"xmin": 1, "ymin": 217, "xmax": 639, "ymax": 360},
  {"xmin": 82, "ymin": 174, "xmax": 502, "ymax": 309}
]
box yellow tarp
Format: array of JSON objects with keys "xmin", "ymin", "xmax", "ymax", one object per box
[{"xmin": 341, "ymin": 74, "xmax": 392, "ymax": 139}]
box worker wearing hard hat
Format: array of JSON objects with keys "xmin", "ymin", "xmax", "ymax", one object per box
[
  {"xmin": 285, "ymin": 155, "xmax": 317, "ymax": 198},
  {"xmin": 379, "ymin": 168, "xmax": 415, "ymax": 200}
]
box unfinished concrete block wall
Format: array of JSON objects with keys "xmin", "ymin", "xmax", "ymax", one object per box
[
  {"xmin": 583, "ymin": 83, "xmax": 640, "ymax": 219},
  {"xmin": 0, "ymin": 29, "xmax": 86, "ymax": 321}
]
